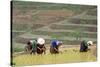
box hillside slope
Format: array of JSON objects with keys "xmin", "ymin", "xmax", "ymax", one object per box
[{"xmin": 12, "ymin": 1, "xmax": 97, "ymax": 52}]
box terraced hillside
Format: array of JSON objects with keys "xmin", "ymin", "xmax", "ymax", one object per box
[{"xmin": 12, "ymin": 1, "xmax": 97, "ymax": 52}]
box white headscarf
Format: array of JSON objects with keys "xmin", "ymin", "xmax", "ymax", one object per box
[
  {"xmin": 37, "ymin": 38, "xmax": 45, "ymax": 45},
  {"xmin": 87, "ymin": 41, "xmax": 93, "ymax": 46},
  {"xmin": 29, "ymin": 40, "xmax": 33, "ymax": 44},
  {"xmin": 56, "ymin": 41, "xmax": 62, "ymax": 45}
]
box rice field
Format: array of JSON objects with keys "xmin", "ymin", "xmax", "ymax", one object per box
[
  {"xmin": 12, "ymin": 46, "xmax": 97, "ymax": 66},
  {"xmin": 12, "ymin": 1, "xmax": 97, "ymax": 66}
]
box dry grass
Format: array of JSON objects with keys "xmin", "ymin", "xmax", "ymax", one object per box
[{"xmin": 12, "ymin": 46, "xmax": 97, "ymax": 66}]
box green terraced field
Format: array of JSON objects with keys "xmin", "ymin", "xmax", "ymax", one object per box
[
  {"xmin": 12, "ymin": 1, "xmax": 97, "ymax": 54},
  {"xmin": 11, "ymin": 1, "xmax": 97, "ymax": 66}
]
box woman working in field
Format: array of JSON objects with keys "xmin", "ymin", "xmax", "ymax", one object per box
[
  {"xmin": 37, "ymin": 38, "xmax": 46, "ymax": 54},
  {"xmin": 50, "ymin": 40, "xmax": 62, "ymax": 54},
  {"xmin": 80, "ymin": 40, "xmax": 93, "ymax": 52},
  {"xmin": 25, "ymin": 40, "xmax": 37, "ymax": 54},
  {"xmin": 30, "ymin": 40, "xmax": 37, "ymax": 54}
]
